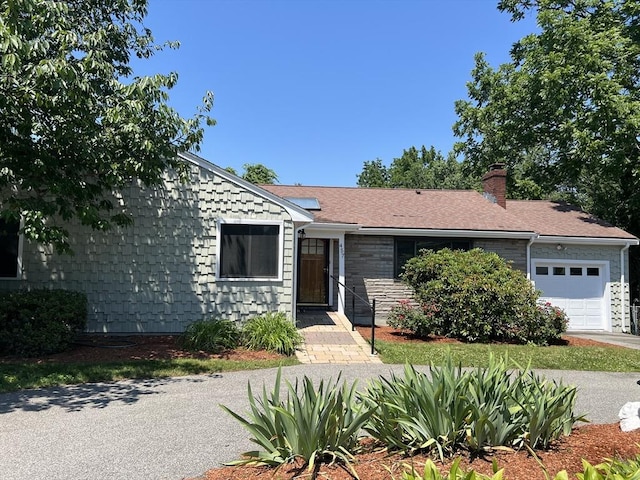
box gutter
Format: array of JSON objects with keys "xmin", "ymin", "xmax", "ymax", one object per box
[
  {"xmin": 534, "ymin": 235, "xmax": 639, "ymax": 247},
  {"xmin": 356, "ymin": 227, "xmax": 536, "ymax": 240}
]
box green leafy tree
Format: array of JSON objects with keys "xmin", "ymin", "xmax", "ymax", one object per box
[
  {"xmin": 454, "ymin": 0, "xmax": 640, "ymax": 234},
  {"xmin": 0, "ymin": 0, "xmax": 214, "ymax": 252},
  {"xmin": 241, "ymin": 163, "xmax": 278, "ymax": 184},
  {"xmin": 357, "ymin": 146, "xmax": 478, "ymax": 189},
  {"xmin": 356, "ymin": 158, "xmax": 389, "ymax": 187}
]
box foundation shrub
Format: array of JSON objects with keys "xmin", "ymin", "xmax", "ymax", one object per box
[
  {"xmin": 400, "ymin": 248, "xmax": 566, "ymax": 345},
  {"xmin": 387, "ymin": 299, "xmax": 436, "ymax": 337},
  {"xmin": 0, "ymin": 289, "xmax": 87, "ymax": 356},
  {"xmin": 178, "ymin": 318, "xmax": 241, "ymax": 353},
  {"xmin": 242, "ymin": 311, "xmax": 302, "ymax": 356}
]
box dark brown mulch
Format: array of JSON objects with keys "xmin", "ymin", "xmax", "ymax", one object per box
[
  {"xmin": 0, "ymin": 334, "xmax": 286, "ymax": 364},
  {"xmin": 355, "ymin": 325, "xmax": 617, "ymax": 348},
  {"xmin": 195, "ymin": 423, "xmax": 640, "ymax": 480}
]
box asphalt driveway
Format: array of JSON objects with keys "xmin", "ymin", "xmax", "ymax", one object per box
[{"xmin": 1, "ymin": 365, "xmax": 639, "ymax": 480}]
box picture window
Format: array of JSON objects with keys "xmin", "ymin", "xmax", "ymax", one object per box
[
  {"xmin": 219, "ymin": 223, "xmax": 280, "ymax": 279},
  {"xmin": 0, "ymin": 219, "xmax": 19, "ymax": 278}
]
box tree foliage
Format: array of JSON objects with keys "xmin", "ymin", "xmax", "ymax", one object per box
[
  {"xmin": 241, "ymin": 163, "xmax": 278, "ymax": 185},
  {"xmin": 0, "ymin": 0, "xmax": 214, "ymax": 251},
  {"xmin": 357, "ymin": 146, "xmax": 478, "ymax": 190},
  {"xmin": 454, "ymin": 0, "xmax": 640, "ymax": 234}
]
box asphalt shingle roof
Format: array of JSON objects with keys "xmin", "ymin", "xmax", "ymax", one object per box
[
  {"xmin": 264, "ymin": 185, "xmax": 533, "ymax": 232},
  {"xmin": 506, "ymin": 200, "xmax": 636, "ymax": 239},
  {"xmin": 262, "ymin": 185, "xmax": 636, "ymax": 240}
]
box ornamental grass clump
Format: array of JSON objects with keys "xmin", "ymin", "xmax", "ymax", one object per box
[
  {"xmin": 221, "ymin": 368, "xmax": 374, "ymax": 479},
  {"xmin": 178, "ymin": 318, "xmax": 241, "ymax": 353},
  {"xmin": 362, "ymin": 360, "xmax": 471, "ymax": 459},
  {"xmin": 361, "ymin": 355, "xmax": 584, "ymax": 459},
  {"xmin": 242, "ymin": 311, "xmax": 303, "ymax": 356}
]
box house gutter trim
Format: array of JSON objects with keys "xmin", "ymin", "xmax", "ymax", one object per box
[
  {"xmin": 303, "ymin": 223, "xmax": 362, "ymax": 233},
  {"xmin": 534, "ymin": 235, "xmax": 639, "ymax": 246},
  {"xmin": 356, "ymin": 228, "xmax": 536, "ymax": 240}
]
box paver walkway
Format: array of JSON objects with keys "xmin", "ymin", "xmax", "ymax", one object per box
[{"xmin": 295, "ymin": 310, "xmax": 382, "ymax": 364}]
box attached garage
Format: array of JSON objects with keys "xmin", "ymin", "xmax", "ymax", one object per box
[{"xmin": 532, "ymin": 261, "xmax": 609, "ymax": 331}]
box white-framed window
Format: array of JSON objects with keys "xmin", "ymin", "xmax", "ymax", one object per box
[
  {"xmin": 0, "ymin": 218, "xmax": 21, "ymax": 279},
  {"xmin": 216, "ymin": 219, "xmax": 283, "ymax": 281}
]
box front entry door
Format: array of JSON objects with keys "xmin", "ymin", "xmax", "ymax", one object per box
[{"xmin": 298, "ymin": 238, "xmax": 329, "ymax": 305}]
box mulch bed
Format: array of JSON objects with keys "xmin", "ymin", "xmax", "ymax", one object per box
[
  {"xmin": 355, "ymin": 325, "xmax": 617, "ymax": 348},
  {"xmin": 0, "ymin": 334, "xmax": 285, "ymax": 364}
]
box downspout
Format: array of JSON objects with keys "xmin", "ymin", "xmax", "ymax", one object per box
[
  {"xmin": 292, "ymin": 225, "xmax": 310, "ymax": 325},
  {"xmin": 337, "ymin": 233, "xmax": 346, "ymax": 316},
  {"xmin": 526, "ymin": 233, "xmax": 539, "ymax": 281},
  {"xmin": 620, "ymin": 242, "xmax": 631, "ymax": 333}
]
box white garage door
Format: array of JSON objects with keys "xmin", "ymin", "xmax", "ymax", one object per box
[{"xmin": 532, "ymin": 263, "xmax": 606, "ymax": 330}]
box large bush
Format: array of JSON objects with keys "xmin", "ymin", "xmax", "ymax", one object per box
[
  {"xmin": 242, "ymin": 312, "xmax": 302, "ymax": 356},
  {"xmin": 0, "ymin": 289, "xmax": 87, "ymax": 356},
  {"xmin": 399, "ymin": 248, "xmax": 567, "ymax": 345},
  {"xmin": 178, "ymin": 318, "xmax": 241, "ymax": 353}
]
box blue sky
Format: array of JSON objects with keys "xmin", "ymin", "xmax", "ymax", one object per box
[{"xmin": 135, "ymin": 0, "xmax": 537, "ymax": 186}]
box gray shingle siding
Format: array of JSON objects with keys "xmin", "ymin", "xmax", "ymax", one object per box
[{"xmin": 0, "ymin": 163, "xmax": 295, "ymax": 333}]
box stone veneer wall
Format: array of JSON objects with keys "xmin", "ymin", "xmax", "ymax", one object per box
[
  {"xmin": 473, "ymin": 239, "xmax": 528, "ymax": 273},
  {"xmin": 345, "ymin": 235, "xmax": 418, "ymax": 324},
  {"xmin": 530, "ymin": 243, "xmax": 629, "ymax": 332},
  {"xmin": 0, "ymin": 164, "xmax": 295, "ymax": 333}
]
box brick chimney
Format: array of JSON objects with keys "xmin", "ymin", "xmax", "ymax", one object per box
[{"xmin": 482, "ymin": 163, "xmax": 507, "ymax": 209}]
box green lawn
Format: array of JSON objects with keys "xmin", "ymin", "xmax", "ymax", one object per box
[
  {"xmin": 373, "ymin": 339, "xmax": 640, "ymax": 372},
  {"xmin": 0, "ymin": 357, "xmax": 298, "ymax": 393}
]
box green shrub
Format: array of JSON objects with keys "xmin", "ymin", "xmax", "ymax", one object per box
[
  {"xmin": 242, "ymin": 311, "xmax": 302, "ymax": 356},
  {"xmin": 178, "ymin": 318, "xmax": 241, "ymax": 353},
  {"xmin": 0, "ymin": 289, "xmax": 87, "ymax": 357},
  {"xmin": 401, "ymin": 248, "xmax": 567, "ymax": 345},
  {"xmin": 221, "ymin": 368, "xmax": 373, "ymax": 477},
  {"xmin": 361, "ymin": 356, "xmax": 584, "ymax": 458},
  {"xmin": 387, "ymin": 299, "xmax": 436, "ymax": 338}
]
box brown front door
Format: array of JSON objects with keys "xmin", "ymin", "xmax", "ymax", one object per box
[{"xmin": 298, "ymin": 238, "xmax": 329, "ymax": 305}]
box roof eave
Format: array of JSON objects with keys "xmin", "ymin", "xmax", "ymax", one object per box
[
  {"xmin": 355, "ymin": 227, "xmax": 536, "ymax": 239},
  {"xmin": 534, "ymin": 235, "xmax": 639, "ymax": 246},
  {"xmin": 178, "ymin": 152, "xmax": 314, "ymax": 222},
  {"xmin": 304, "ymin": 223, "xmax": 362, "ymax": 232}
]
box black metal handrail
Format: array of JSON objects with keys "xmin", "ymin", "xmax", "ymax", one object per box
[{"xmin": 329, "ymin": 274, "xmax": 377, "ymax": 355}]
